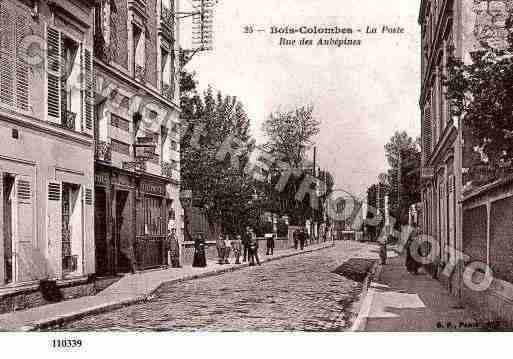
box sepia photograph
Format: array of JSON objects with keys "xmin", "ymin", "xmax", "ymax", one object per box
[{"xmin": 0, "ymin": 0, "xmax": 511, "ymax": 355}]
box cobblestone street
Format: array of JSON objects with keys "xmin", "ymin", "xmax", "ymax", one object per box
[{"xmin": 62, "ymin": 242, "xmax": 378, "ymax": 331}]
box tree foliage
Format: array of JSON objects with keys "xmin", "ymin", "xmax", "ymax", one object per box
[
  {"xmin": 384, "ymin": 131, "xmax": 421, "ymax": 223},
  {"xmin": 262, "ymin": 105, "xmax": 320, "ymax": 165},
  {"xmin": 445, "ymin": 16, "xmax": 513, "ymax": 183},
  {"xmin": 180, "ymin": 79, "xmax": 256, "ymax": 234},
  {"xmin": 261, "ymin": 105, "xmax": 323, "ymax": 225}
]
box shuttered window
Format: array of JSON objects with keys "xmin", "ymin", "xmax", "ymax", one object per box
[
  {"xmin": 82, "ymin": 47, "xmax": 93, "ymax": 133},
  {"xmin": 47, "ymin": 25, "xmax": 93, "ymax": 134},
  {"xmin": 47, "ymin": 26, "xmax": 61, "ymax": 122},
  {"xmin": 0, "ymin": 2, "xmax": 30, "ymax": 111},
  {"xmin": 48, "ymin": 182, "xmax": 61, "ymax": 201},
  {"xmin": 84, "ymin": 188, "xmax": 93, "ymax": 205},
  {"xmin": 422, "ymin": 107, "xmax": 432, "ymax": 165}
]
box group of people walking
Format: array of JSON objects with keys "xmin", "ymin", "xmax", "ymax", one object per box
[
  {"xmin": 292, "ymin": 227, "xmax": 309, "ymax": 250},
  {"xmin": 215, "ymin": 227, "xmax": 265, "ymax": 266}
]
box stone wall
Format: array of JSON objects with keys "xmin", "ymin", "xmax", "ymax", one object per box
[{"xmin": 461, "ymin": 179, "xmax": 513, "ymax": 327}]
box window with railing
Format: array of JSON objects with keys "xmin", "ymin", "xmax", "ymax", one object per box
[
  {"xmin": 111, "ymin": 114, "xmax": 130, "ymax": 132},
  {"xmin": 94, "ymin": 1, "xmax": 112, "ymax": 62},
  {"xmin": 60, "ymin": 36, "xmax": 81, "ymax": 131},
  {"xmin": 161, "ymin": 47, "xmax": 174, "ymax": 100},
  {"xmin": 133, "ymin": 24, "xmax": 146, "ymax": 82},
  {"xmin": 111, "ymin": 139, "xmax": 131, "ymax": 156},
  {"xmin": 62, "ymin": 183, "xmax": 80, "ymax": 275}
]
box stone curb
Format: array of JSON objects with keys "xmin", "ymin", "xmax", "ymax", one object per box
[
  {"xmin": 28, "ymin": 242, "xmax": 335, "ymax": 330},
  {"xmin": 349, "ymin": 260, "xmax": 382, "ymax": 332}
]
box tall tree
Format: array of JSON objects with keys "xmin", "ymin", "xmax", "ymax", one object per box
[
  {"xmin": 262, "ymin": 105, "xmax": 322, "ymax": 225},
  {"xmin": 384, "ymin": 131, "xmax": 421, "ymax": 223},
  {"xmin": 262, "ymin": 105, "xmax": 320, "ymax": 165},
  {"xmin": 180, "ymin": 80, "xmax": 256, "ymax": 236}
]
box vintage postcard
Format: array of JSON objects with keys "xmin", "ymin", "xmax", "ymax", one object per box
[{"xmin": 0, "ymin": 0, "xmax": 512, "ymax": 355}]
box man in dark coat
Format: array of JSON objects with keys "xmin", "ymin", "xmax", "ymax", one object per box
[
  {"xmin": 265, "ymin": 233, "xmax": 275, "ymax": 255},
  {"xmin": 293, "ymin": 228, "xmax": 299, "ymax": 250},
  {"xmin": 248, "ymin": 228, "xmax": 260, "ymax": 266},
  {"xmin": 299, "ymin": 227, "xmax": 306, "ymax": 250},
  {"xmin": 242, "ymin": 226, "xmax": 251, "ymax": 262}
]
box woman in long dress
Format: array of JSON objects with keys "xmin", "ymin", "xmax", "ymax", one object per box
[
  {"xmin": 192, "ymin": 233, "xmax": 207, "ymax": 267},
  {"xmin": 405, "ymin": 227, "xmax": 420, "ymax": 274}
]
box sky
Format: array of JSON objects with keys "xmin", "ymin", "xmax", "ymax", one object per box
[{"xmin": 181, "ymin": 0, "xmax": 422, "ymax": 197}]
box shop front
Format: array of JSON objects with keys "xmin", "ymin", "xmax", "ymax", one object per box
[
  {"xmin": 135, "ymin": 178, "xmax": 172, "ymax": 270},
  {"xmin": 94, "ymin": 165, "xmax": 137, "ymax": 276}
]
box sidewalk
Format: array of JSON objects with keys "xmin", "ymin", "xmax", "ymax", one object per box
[
  {"xmin": 0, "ymin": 242, "xmax": 333, "ymax": 331},
  {"xmin": 352, "ymin": 250, "xmax": 480, "ymax": 331}
]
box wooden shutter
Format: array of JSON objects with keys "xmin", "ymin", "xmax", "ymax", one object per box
[
  {"xmin": 13, "ymin": 175, "xmax": 41, "ymax": 282},
  {"xmin": 47, "ymin": 181, "xmax": 62, "ymax": 277},
  {"xmin": 15, "ymin": 13, "xmax": 29, "ymax": 111},
  {"xmin": 83, "ymin": 187, "xmax": 95, "ymax": 274},
  {"xmin": 0, "ymin": 4, "xmax": 15, "ymax": 107},
  {"xmin": 82, "ymin": 46, "xmax": 94, "ymax": 135},
  {"xmin": 47, "ymin": 25, "xmax": 62, "ymax": 124},
  {"xmin": 423, "ymin": 107, "xmax": 432, "ymax": 164}
]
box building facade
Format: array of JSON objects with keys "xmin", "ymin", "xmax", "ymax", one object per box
[
  {"xmin": 420, "ymin": 0, "xmax": 513, "ymax": 299},
  {"xmin": 419, "ymin": 0, "xmax": 460, "ymax": 293},
  {"xmin": 0, "ymin": 0, "xmax": 95, "ymax": 290},
  {"xmin": 92, "ymin": 0, "xmax": 182, "ymax": 274}
]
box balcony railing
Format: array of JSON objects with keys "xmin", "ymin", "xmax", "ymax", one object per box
[
  {"xmin": 62, "ymin": 110, "xmax": 76, "ymax": 130},
  {"xmin": 162, "ymin": 161, "xmax": 174, "ymax": 179},
  {"xmin": 135, "ymin": 64, "xmax": 146, "ymax": 83},
  {"xmin": 161, "ymin": 5, "xmax": 174, "ymax": 39},
  {"xmin": 95, "ymin": 140, "xmax": 112, "ymax": 162},
  {"xmin": 161, "ymin": 6, "xmax": 174, "ymax": 28},
  {"xmin": 162, "ymin": 83, "xmax": 174, "ymax": 101},
  {"xmin": 94, "ymin": 31, "xmax": 112, "ymax": 63},
  {"xmin": 123, "ymin": 160, "xmax": 147, "ymax": 172},
  {"xmin": 148, "ymin": 153, "xmax": 160, "ymax": 165}
]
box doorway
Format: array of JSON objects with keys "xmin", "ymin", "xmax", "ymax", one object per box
[
  {"xmin": 115, "ymin": 190, "xmax": 132, "ymax": 273},
  {"xmin": 94, "ymin": 188, "xmax": 109, "ymax": 275}
]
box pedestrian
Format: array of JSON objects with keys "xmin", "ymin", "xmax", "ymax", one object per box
[
  {"xmin": 223, "ymin": 234, "xmax": 231, "ymax": 264},
  {"xmin": 405, "ymin": 226, "xmax": 420, "ymax": 274},
  {"xmin": 216, "ymin": 233, "xmax": 226, "ymax": 265},
  {"xmin": 292, "ymin": 228, "xmax": 299, "ymax": 249},
  {"xmin": 168, "ymin": 228, "xmax": 181, "ymax": 268},
  {"xmin": 248, "ymin": 228, "xmax": 260, "ymax": 266},
  {"xmin": 192, "ymin": 233, "xmax": 207, "ymax": 267},
  {"xmin": 231, "ymin": 234, "xmax": 242, "ymax": 264},
  {"xmin": 299, "ymin": 227, "xmax": 306, "ymax": 250},
  {"xmin": 379, "ymin": 232, "xmax": 388, "ymax": 265},
  {"xmin": 265, "ymin": 233, "xmax": 275, "ymax": 255},
  {"xmin": 242, "ymin": 226, "xmax": 251, "ymax": 262}
]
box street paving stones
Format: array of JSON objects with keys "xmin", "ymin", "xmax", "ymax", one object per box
[{"xmin": 62, "ymin": 241, "xmax": 379, "ymax": 331}]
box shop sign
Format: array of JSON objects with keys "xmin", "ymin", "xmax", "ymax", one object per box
[
  {"xmin": 134, "ymin": 136, "xmax": 156, "ymax": 160},
  {"xmin": 140, "ymin": 181, "xmax": 166, "ymax": 196},
  {"xmin": 95, "ymin": 173, "xmax": 110, "ymax": 185}
]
